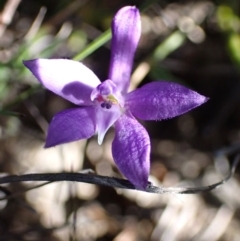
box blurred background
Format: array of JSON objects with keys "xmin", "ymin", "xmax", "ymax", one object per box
[{"xmin": 0, "ymin": 0, "xmax": 240, "ymax": 240}]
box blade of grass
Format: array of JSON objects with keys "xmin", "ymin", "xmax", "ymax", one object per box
[
  {"xmin": 73, "ymin": 28, "xmax": 111, "ymax": 61},
  {"xmin": 2, "ymin": 85, "xmax": 41, "ymax": 110},
  {"xmin": 0, "ymin": 110, "xmax": 25, "ymax": 117},
  {"xmin": 153, "ymin": 30, "xmax": 186, "ymax": 61}
]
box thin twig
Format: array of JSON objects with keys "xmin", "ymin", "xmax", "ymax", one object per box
[
  {"xmin": 0, "ymin": 155, "xmax": 239, "ymax": 194},
  {"xmin": 47, "ymin": 0, "xmax": 88, "ymax": 26},
  {"xmin": 0, "ymin": 185, "xmax": 37, "ymax": 212},
  {"xmin": 0, "ymin": 181, "xmax": 52, "ymax": 201},
  {"xmin": 25, "ymin": 6, "xmax": 47, "ymax": 41},
  {"xmin": 24, "ymin": 101, "xmax": 49, "ymax": 134},
  {"xmin": 0, "ymin": 0, "xmax": 21, "ymax": 37}
]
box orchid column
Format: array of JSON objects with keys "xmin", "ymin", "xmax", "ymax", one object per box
[{"xmin": 23, "ymin": 6, "xmax": 208, "ymax": 190}]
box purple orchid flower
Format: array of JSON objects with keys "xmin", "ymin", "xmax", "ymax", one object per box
[{"xmin": 23, "ymin": 6, "xmax": 208, "ymax": 190}]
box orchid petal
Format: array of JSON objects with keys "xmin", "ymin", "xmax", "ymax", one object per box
[
  {"xmin": 112, "ymin": 114, "xmax": 150, "ymax": 190},
  {"xmin": 126, "ymin": 81, "xmax": 208, "ymax": 120},
  {"xmin": 45, "ymin": 107, "xmax": 95, "ymax": 147},
  {"xmin": 23, "ymin": 59, "xmax": 101, "ymax": 105},
  {"xmin": 96, "ymin": 105, "xmax": 122, "ymax": 145},
  {"xmin": 108, "ymin": 6, "xmax": 141, "ymax": 94}
]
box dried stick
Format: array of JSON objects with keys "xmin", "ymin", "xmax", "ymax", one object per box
[
  {"xmin": 0, "ymin": 0, "xmax": 21, "ymax": 37},
  {"xmin": 0, "ymin": 155, "xmax": 239, "ymax": 195}
]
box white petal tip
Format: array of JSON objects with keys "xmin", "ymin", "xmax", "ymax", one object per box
[{"xmin": 97, "ymin": 134, "xmax": 104, "ymax": 145}]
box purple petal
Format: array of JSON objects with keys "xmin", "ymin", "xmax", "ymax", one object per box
[
  {"xmin": 96, "ymin": 105, "xmax": 122, "ymax": 145},
  {"xmin": 108, "ymin": 6, "xmax": 141, "ymax": 94},
  {"xmin": 126, "ymin": 81, "xmax": 208, "ymax": 120},
  {"xmin": 112, "ymin": 114, "xmax": 150, "ymax": 190},
  {"xmin": 23, "ymin": 59, "xmax": 100, "ymax": 105},
  {"xmin": 45, "ymin": 107, "xmax": 96, "ymax": 147}
]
